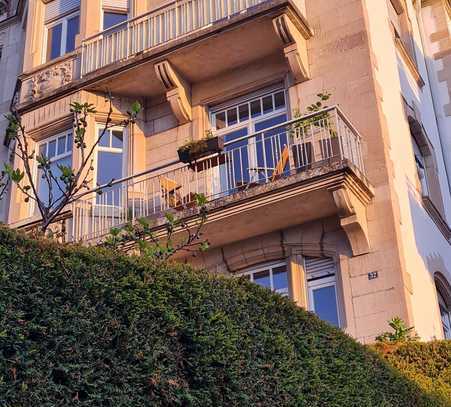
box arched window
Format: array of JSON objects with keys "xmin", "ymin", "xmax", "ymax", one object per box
[{"xmin": 435, "ymin": 275, "xmax": 451, "ymax": 339}]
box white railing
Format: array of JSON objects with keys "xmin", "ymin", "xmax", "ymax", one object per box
[
  {"xmin": 81, "ymin": 0, "xmax": 268, "ymax": 76},
  {"xmin": 70, "ymin": 107, "xmax": 365, "ymax": 243}
]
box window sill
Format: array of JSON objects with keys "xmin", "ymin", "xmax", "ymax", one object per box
[
  {"xmin": 422, "ymin": 196, "xmax": 451, "ymax": 242},
  {"xmin": 394, "ymin": 36, "xmax": 425, "ymax": 88}
]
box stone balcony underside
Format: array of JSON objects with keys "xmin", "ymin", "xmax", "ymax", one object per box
[
  {"xmin": 144, "ymin": 163, "xmax": 373, "ymax": 256},
  {"xmin": 16, "ymin": 0, "xmax": 311, "ymax": 111}
]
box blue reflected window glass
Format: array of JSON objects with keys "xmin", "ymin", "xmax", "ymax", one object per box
[
  {"xmin": 254, "ymin": 270, "xmax": 271, "ymax": 289},
  {"xmin": 38, "ymin": 155, "xmax": 72, "ymax": 206},
  {"xmin": 98, "ymin": 129, "xmax": 110, "ymax": 147},
  {"xmin": 66, "ymin": 15, "xmax": 80, "ymax": 53},
  {"xmin": 57, "ymin": 136, "xmax": 66, "ymax": 155},
  {"xmin": 97, "ymin": 151, "xmax": 123, "ymax": 205},
  {"xmin": 66, "ymin": 133, "xmax": 73, "ymax": 152},
  {"xmin": 103, "ymin": 11, "xmax": 128, "ymax": 30},
  {"xmin": 48, "ymin": 140, "xmax": 57, "ymax": 159},
  {"xmin": 312, "ymin": 285, "xmax": 339, "ymax": 327},
  {"xmin": 273, "ymin": 266, "xmax": 288, "ymax": 295},
  {"xmin": 222, "ymin": 127, "xmax": 249, "ymax": 190},
  {"xmin": 47, "ymin": 23, "xmax": 62, "ymax": 61},
  {"xmin": 111, "ymin": 130, "xmax": 123, "ymax": 149}
]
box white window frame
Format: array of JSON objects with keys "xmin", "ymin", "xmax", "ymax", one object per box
[
  {"xmin": 31, "ymin": 130, "xmax": 73, "ymax": 215},
  {"xmin": 43, "ymin": 10, "xmax": 80, "ymax": 63},
  {"xmin": 93, "ymin": 124, "xmax": 128, "ymax": 207},
  {"xmin": 305, "ymin": 258, "xmax": 341, "ymax": 328},
  {"xmin": 239, "ymin": 261, "xmax": 289, "ymax": 297},
  {"xmin": 101, "ymin": 8, "xmax": 129, "ymax": 31}
]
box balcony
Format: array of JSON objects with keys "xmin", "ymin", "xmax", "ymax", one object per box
[
  {"xmin": 18, "ymin": 0, "xmax": 311, "ymax": 107},
  {"xmin": 69, "ymin": 107, "xmax": 373, "ymax": 255}
]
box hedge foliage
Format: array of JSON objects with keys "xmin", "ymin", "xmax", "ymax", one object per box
[
  {"xmin": 375, "ymin": 341, "xmax": 451, "ymax": 404},
  {"xmin": 0, "ymin": 227, "xmax": 449, "ymax": 406}
]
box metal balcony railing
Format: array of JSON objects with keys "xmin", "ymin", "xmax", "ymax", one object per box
[
  {"xmin": 71, "ymin": 107, "xmax": 365, "ymax": 242},
  {"xmin": 81, "ymin": 0, "xmax": 268, "ymax": 76}
]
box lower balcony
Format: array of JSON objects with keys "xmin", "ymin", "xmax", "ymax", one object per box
[{"xmin": 68, "ymin": 107, "xmax": 373, "ymax": 255}]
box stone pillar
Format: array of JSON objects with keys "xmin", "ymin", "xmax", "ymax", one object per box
[
  {"xmin": 288, "ymin": 254, "xmax": 308, "ymax": 308},
  {"xmin": 23, "ymin": 0, "xmax": 45, "ymax": 71},
  {"xmin": 80, "ymin": 0, "xmax": 102, "ymax": 41}
]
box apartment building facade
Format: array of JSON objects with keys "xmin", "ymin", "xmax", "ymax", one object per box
[
  {"xmin": 4, "ymin": 0, "xmax": 451, "ymax": 343},
  {"xmin": 0, "ymin": 0, "xmax": 26, "ymax": 222}
]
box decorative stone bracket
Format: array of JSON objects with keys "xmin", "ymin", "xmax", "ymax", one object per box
[
  {"xmin": 272, "ymin": 13, "xmax": 312, "ymax": 83},
  {"xmin": 154, "ymin": 60, "xmax": 192, "ymax": 124},
  {"xmin": 330, "ymin": 186, "xmax": 371, "ymax": 256}
]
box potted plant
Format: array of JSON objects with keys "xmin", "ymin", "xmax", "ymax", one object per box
[{"xmin": 177, "ymin": 130, "xmax": 224, "ymax": 164}]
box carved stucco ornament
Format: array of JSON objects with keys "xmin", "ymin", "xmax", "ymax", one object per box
[{"xmin": 21, "ymin": 60, "xmax": 74, "ymax": 103}]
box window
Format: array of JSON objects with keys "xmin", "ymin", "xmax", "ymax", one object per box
[
  {"xmin": 103, "ymin": 11, "xmax": 128, "ymax": 30},
  {"xmin": 305, "ymin": 257, "xmax": 340, "ymax": 327},
  {"xmin": 211, "ymin": 89, "xmax": 288, "ymax": 192},
  {"xmin": 96, "ymin": 126, "xmax": 125, "ymax": 205},
  {"xmin": 387, "ymin": 0, "xmax": 416, "ymax": 63},
  {"xmin": 436, "ymin": 284, "xmax": 451, "ymax": 339},
  {"xmin": 412, "ymin": 136, "xmax": 428, "ymax": 196},
  {"xmin": 240, "ymin": 262, "xmax": 289, "ymax": 297},
  {"xmin": 37, "ymin": 131, "xmax": 73, "ymax": 206},
  {"xmin": 45, "ymin": 12, "xmax": 80, "ymax": 62}
]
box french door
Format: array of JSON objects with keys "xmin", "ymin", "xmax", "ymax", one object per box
[{"xmin": 211, "ymin": 89, "xmax": 288, "ymax": 196}]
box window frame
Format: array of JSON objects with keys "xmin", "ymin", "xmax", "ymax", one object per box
[
  {"xmin": 239, "ymin": 260, "xmax": 289, "ymax": 297},
  {"xmin": 93, "ymin": 124, "xmax": 128, "ymax": 207},
  {"xmin": 43, "ymin": 10, "xmax": 80, "ymax": 63},
  {"xmin": 101, "ymin": 8, "xmax": 129, "ymax": 31},
  {"xmin": 32, "ymin": 130, "xmax": 73, "ymax": 215},
  {"xmin": 305, "ymin": 257, "xmax": 341, "ymax": 328}
]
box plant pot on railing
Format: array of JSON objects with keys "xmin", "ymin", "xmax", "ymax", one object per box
[{"xmin": 177, "ymin": 136, "xmax": 224, "ymax": 164}]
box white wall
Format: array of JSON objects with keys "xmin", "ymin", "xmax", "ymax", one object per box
[
  {"xmin": 363, "ymin": 0, "xmax": 451, "ymax": 340},
  {"xmin": 0, "ymin": 0, "xmax": 26, "ymax": 222}
]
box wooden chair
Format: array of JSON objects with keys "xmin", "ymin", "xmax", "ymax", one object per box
[
  {"xmin": 160, "ymin": 176, "xmax": 182, "ymax": 208},
  {"xmin": 247, "ymin": 145, "xmax": 290, "ymax": 184}
]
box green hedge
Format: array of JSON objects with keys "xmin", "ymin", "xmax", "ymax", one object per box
[
  {"xmin": 375, "ymin": 341, "xmax": 451, "ymax": 404},
  {"xmin": 0, "ymin": 227, "xmax": 448, "ymax": 406}
]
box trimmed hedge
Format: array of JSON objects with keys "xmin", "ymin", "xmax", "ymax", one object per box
[
  {"xmin": 0, "ymin": 227, "xmax": 449, "ymax": 406},
  {"xmin": 375, "ymin": 341, "xmax": 451, "ymax": 404}
]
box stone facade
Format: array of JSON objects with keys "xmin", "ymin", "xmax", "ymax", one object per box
[{"xmin": 5, "ymin": 0, "xmax": 451, "ymax": 343}]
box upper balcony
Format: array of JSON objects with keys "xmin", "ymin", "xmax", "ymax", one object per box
[
  {"xmin": 68, "ymin": 107, "xmax": 373, "ymax": 255},
  {"xmin": 18, "ymin": 0, "xmax": 311, "ymax": 108}
]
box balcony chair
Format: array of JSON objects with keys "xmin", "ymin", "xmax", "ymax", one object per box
[{"xmin": 246, "ymin": 145, "xmax": 290, "ymax": 187}]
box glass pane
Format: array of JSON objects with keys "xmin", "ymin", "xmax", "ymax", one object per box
[
  {"xmin": 57, "ymin": 136, "xmax": 66, "ymax": 155},
  {"xmin": 227, "ymin": 108, "xmax": 237, "ymax": 126},
  {"xmin": 103, "ymin": 11, "xmax": 128, "ymax": 30},
  {"xmin": 47, "ymin": 23, "xmax": 62, "ymax": 61},
  {"xmin": 262, "ymin": 95, "xmax": 273, "ymax": 114},
  {"xmin": 238, "ymin": 104, "xmax": 249, "ymax": 122},
  {"xmin": 98, "ymin": 129, "xmax": 110, "ymax": 147},
  {"xmin": 273, "ymin": 266, "xmax": 289, "ymax": 296},
  {"xmin": 39, "ymin": 144, "xmax": 46, "ymax": 157},
  {"xmin": 97, "ymin": 151, "xmax": 123, "ymax": 205},
  {"xmin": 250, "ymin": 100, "xmax": 261, "ymax": 118},
  {"xmin": 66, "ymin": 15, "xmax": 80, "ymax": 53},
  {"xmin": 38, "ymin": 155, "xmax": 72, "ymax": 206},
  {"xmin": 48, "ymin": 140, "xmax": 57, "ymax": 159},
  {"xmin": 254, "ymin": 114, "xmax": 288, "ymax": 182},
  {"xmin": 111, "ymin": 130, "xmax": 123, "ymax": 149},
  {"xmin": 222, "ymin": 127, "xmax": 249, "ymax": 191},
  {"xmin": 312, "ymin": 285, "xmax": 339, "ymax": 327},
  {"xmin": 254, "ymin": 270, "xmax": 271, "ymax": 289},
  {"xmin": 274, "ymin": 91, "xmax": 285, "ymax": 109},
  {"xmin": 215, "ymin": 112, "xmax": 226, "ymax": 130},
  {"xmin": 66, "ymin": 133, "xmax": 73, "ymax": 152}
]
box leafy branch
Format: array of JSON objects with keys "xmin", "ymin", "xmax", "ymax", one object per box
[
  {"xmin": 103, "ymin": 193, "xmax": 210, "ymax": 261},
  {"xmin": 3, "ymin": 96, "xmax": 142, "ymax": 234}
]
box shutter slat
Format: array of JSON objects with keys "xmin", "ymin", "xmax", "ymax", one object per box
[
  {"xmin": 305, "ymin": 257, "xmax": 336, "ymax": 280},
  {"xmin": 103, "ymin": 0, "xmax": 129, "ymax": 10},
  {"xmin": 45, "ymin": 0, "xmax": 80, "ymax": 22}
]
